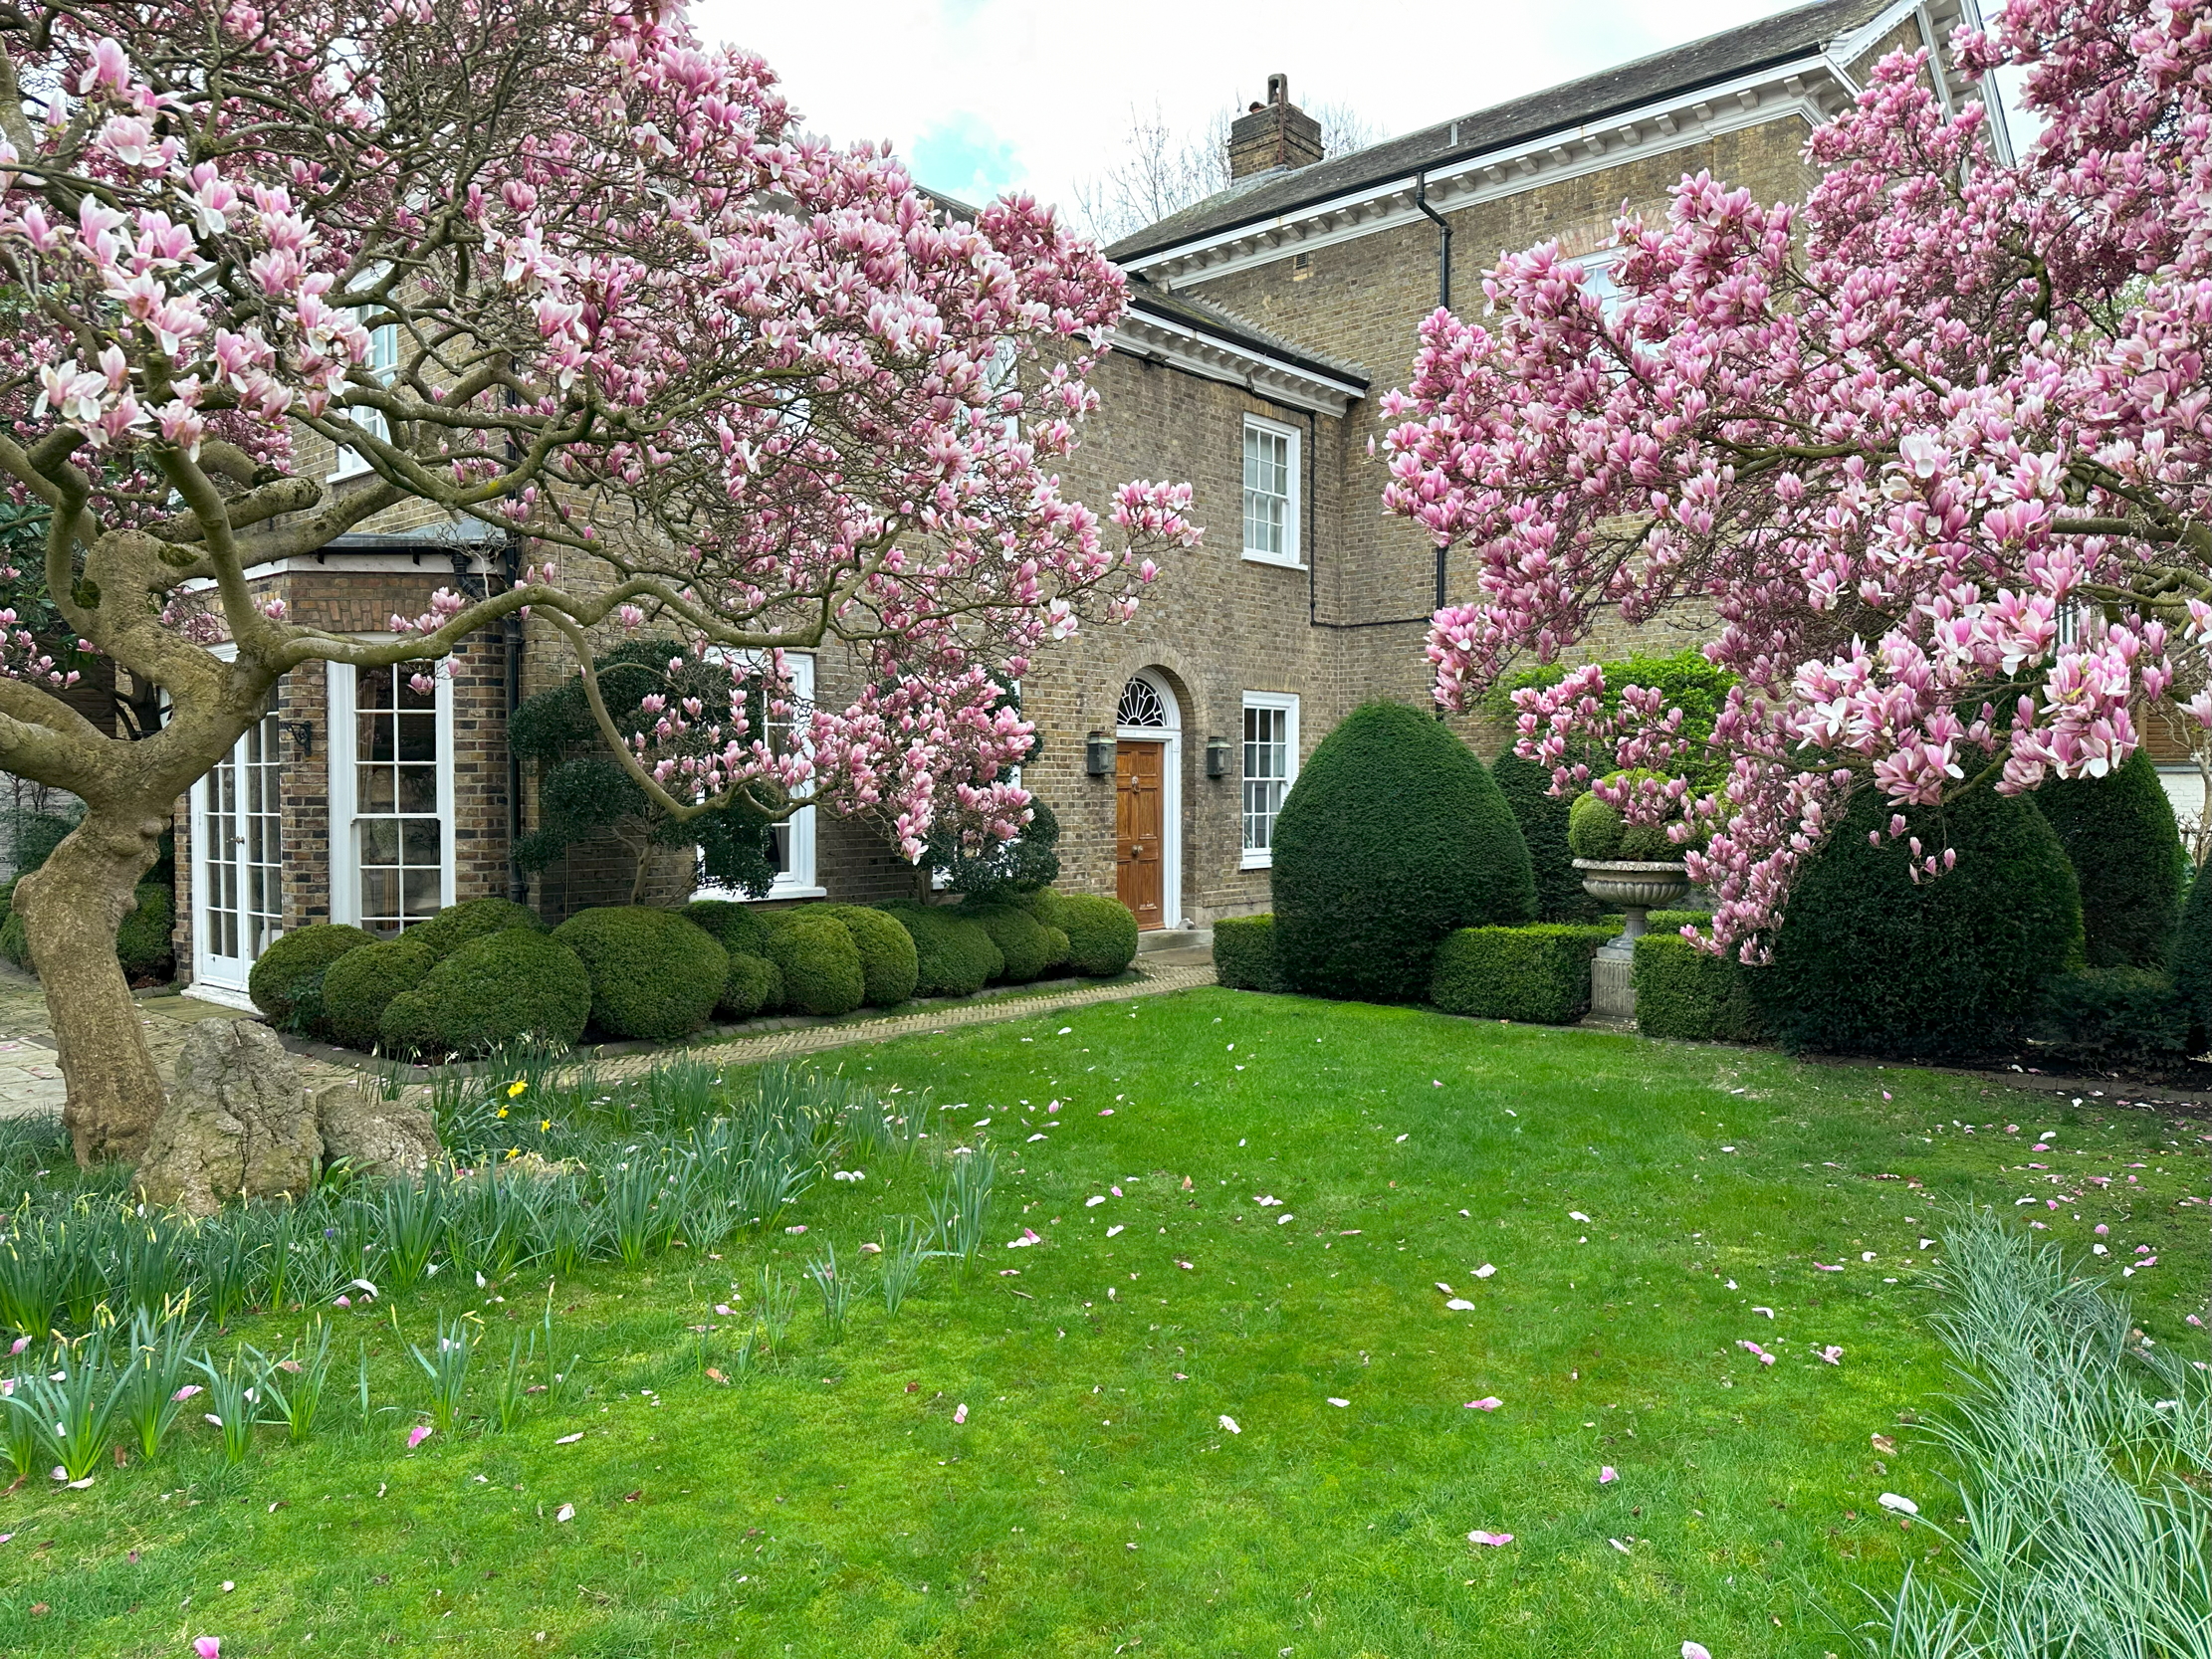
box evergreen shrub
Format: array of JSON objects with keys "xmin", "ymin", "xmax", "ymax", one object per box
[
  {"xmin": 1565, "ymin": 779, "xmax": 1677, "ymax": 862},
  {"xmin": 322, "ymin": 935, "xmax": 436, "ymax": 1051},
  {"xmin": 961, "ymin": 901, "xmax": 1058, "ymax": 982},
  {"xmin": 759, "ymin": 910, "xmax": 865, "ymax": 1017},
  {"xmin": 2031, "ymin": 750, "xmax": 2184, "ymax": 968},
  {"xmin": 380, "ymin": 929, "xmax": 591, "ymax": 1057},
  {"xmin": 115, "ymin": 884, "xmax": 175, "ymax": 980},
  {"xmin": 683, "ymin": 900, "xmax": 772, "ymax": 958},
  {"xmin": 550, "ymin": 907, "xmax": 727, "ymax": 1040},
  {"xmin": 1213, "ymin": 914, "xmax": 1287, "ymax": 992},
  {"xmin": 880, "ymin": 902, "xmax": 1001, "ymax": 997},
  {"xmin": 1633, "ymin": 932, "xmax": 1765, "ymax": 1043},
  {"xmin": 407, "ymin": 897, "xmax": 544, "ymax": 961},
  {"xmin": 1492, "ymin": 751, "xmax": 1596, "ymax": 923},
  {"xmin": 1270, "ymin": 701, "xmax": 1535, "ymax": 1000},
  {"xmin": 819, "ymin": 905, "xmax": 920, "ymax": 1005},
  {"xmin": 1429, "ymin": 925, "xmax": 1612, "ymax": 1023},
  {"xmin": 2170, "ymin": 863, "xmax": 2212, "ymax": 1045},
  {"xmin": 1033, "ymin": 891, "xmax": 1139, "ymax": 976},
  {"xmin": 2033, "ymin": 967, "xmax": 2189, "ymax": 1069},
  {"xmin": 247, "ymin": 923, "xmax": 374, "ymax": 1032},
  {"xmin": 718, "ymin": 953, "xmax": 783, "ymax": 1021},
  {"xmin": 1754, "ymin": 787, "xmax": 2082, "ymax": 1058}
]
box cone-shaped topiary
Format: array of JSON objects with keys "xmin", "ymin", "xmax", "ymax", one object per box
[
  {"xmin": 407, "ymin": 897, "xmax": 545, "ymax": 961},
  {"xmin": 2168, "ymin": 861, "xmax": 2212, "ymax": 1044},
  {"xmin": 550, "ymin": 907, "xmax": 726, "ymax": 1040},
  {"xmin": 1755, "ymin": 785, "xmax": 2083, "ymax": 1058},
  {"xmin": 2030, "ymin": 748, "xmax": 2184, "ymax": 969},
  {"xmin": 379, "ymin": 929, "xmax": 591, "ymax": 1057},
  {"xmin": 247, "ymin": 923, "xmax": 375, "ymax": 1033},
  {"xmin": 1270, "ymin": 702, "xmax": 1536, "ymax": 1000},
  {"xmin": 1492, "ymin": 750, "xmax": 1596, "ymax": 923},
  {"xmin": 880, "ymin": 902, "xmax": 1001, "ymax": 996},
  {"xmin": 760, "ymin": 910, "xmax": 865, "ymax": 1016},
  {"xmin": 323, "ymin": 934, "xmax": 437, "ymax": 1051},
  {"xmin": 818, "ymin": 905, "xmax": 920, "ymax": 1005}
]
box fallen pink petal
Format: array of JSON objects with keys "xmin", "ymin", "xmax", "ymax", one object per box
[
  {"xmin": 1600, "ymin": 1465, "xmax": 1618, "ymax": 1484},
  {"xmin": 1464, "ymin": 1397, "xmax": 1503, "ymax": 1411},
  {"xmin": 1467, "ymin": 1530, "xmax": 1513, "ymax": 1547},
  {"xmin": 407, "ymin": 1425, "xmax": 433, "ymax": 1450}
]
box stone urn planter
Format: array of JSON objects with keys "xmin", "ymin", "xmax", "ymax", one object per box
[{"xmin": 1574, "ymin": 858, "xmax": 1692, "ymax": 1020}]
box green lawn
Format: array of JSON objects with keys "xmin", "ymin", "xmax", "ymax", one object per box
[{"xmin": 3, "ymin": 987, "xmax": 2205, "ymax": 1657}]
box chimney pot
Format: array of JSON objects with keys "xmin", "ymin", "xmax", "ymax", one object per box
[{"xmin": 1228, "ymin": 73, "xmax": 1323, "ymax": 180}]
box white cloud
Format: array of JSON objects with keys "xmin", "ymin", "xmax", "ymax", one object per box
[{"xmin": 695, "ymin": 1, "xmax": 1874, "ymax": 216}]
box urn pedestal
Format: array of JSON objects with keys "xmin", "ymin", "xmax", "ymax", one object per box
[{"xmin": 1574, "ymin": 858, "xmax": 1692, "ymax": 1021}]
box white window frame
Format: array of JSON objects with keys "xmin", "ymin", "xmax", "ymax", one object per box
[
  {"xmin": 1239, "ymin": 691, "xmax": 1299, "ymax": 870},
  {"xmin": 326, "ymin": 653, "xmax": 456, "ymax": 931},
  {"xmin": 330, "ymin": 316, "xmax": 399, "ymax": 481},
  {"xmin": 1240, "ymin": 413, "xmax": 1303, "ymax": 568},
  {"xmin": 183, "ymin": 641, "xmax": 287, "ymax": 1010},
  {"xmin": 693, "ymin": 650, "xmax": 824, "ymax": 902}
]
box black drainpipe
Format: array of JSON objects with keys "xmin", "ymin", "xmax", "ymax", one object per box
[
  {"xmin": 1414, "ymin": 172, "xmax": 1451, "ymax": 312},
  {"xmin": 502, "ymin": 535, "xmax": 527, "ymax": 903}
]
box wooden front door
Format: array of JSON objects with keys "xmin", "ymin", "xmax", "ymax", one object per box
[{"xmin": 1115, "ymin": 739, "xmax": 1166, "ymax": 930}]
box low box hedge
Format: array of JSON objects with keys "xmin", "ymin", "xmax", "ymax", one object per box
[
  {"xmin": 1633, "ymin": 930, "xmax": 1764, "ymax": 1043},
  {"xmin": 1214, "ymin": 914, "xmax": 1287, "ymax": 993},
  {"xmin": 1429, "ymin": 924, "xmax": 1613, "ymax": 1023},
  {"xmin": 2032, "ymin": 966, "xmax": 2190, "ymax": 1069}
]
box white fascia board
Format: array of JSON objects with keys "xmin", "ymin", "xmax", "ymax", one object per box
[
  {"xmin": 1124, "ymin": 57, "xmax": 1853, "ymax": 288},
  {"xmin": 1830, "ymin": 0, "xmax": 1925, "ymax": 70},
  {"xmin": 177, "ymin": 550, "xmax": 499, "ymax": 593},
  {"xmin": 1108, "ymin": 309, "xmax": 1364, "ymax": 415}
]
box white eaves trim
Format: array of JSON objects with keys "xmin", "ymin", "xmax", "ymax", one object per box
[{"xmin": 1109, "ymin": 306, "xmax": 1365, "ymax": 416}]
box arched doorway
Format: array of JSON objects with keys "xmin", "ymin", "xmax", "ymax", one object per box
[{"xmin": 1114, "ymin": 670, "xmax": 1181, "ymax": 930}]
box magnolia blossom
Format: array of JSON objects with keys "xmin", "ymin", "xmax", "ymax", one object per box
[
  {"xmin": 0, "ymin": 1, "xmax": 1196, "ymax": 873},
  {"xmin": 1381, "ymin": 0, "xmax": 2212, "ymax": 955}
]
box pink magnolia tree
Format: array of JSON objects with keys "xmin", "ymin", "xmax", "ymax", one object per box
[
  {"xmin": 0, "ymin": 0, "xmax": 1194, "ymax": 1162},
  {"xmin": 1379, "ymin": 0, "xmax": 2211, "ymax": 960}
]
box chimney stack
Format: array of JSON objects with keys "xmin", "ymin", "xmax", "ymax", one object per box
[{"xmin": 1227, "ymin": 73, "xmax": 1322, "ymax": 180}]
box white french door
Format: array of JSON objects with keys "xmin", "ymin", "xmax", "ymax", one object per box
[{"xmin": 192, "ymin": 701, "xmax": 284, "ymax": 1000}]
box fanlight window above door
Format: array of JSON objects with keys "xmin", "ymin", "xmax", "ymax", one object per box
[{"xmin": 1116, "ymin": 676, "xmax": 1169, "ymax": 728}]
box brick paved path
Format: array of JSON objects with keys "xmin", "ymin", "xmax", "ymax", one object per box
[{"xmin": 0, "ymin": 959, "xmax": 1217, "ymax": 1119}]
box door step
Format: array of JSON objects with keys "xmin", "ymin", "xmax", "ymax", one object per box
[{"xmin": 1138, "ymin": 928, "xmax": 1213, "ymax": 965}]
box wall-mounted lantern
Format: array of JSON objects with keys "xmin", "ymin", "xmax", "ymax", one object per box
[
  {"xmin": 1085, "ymin": 732, "xmax": 1115, "ymax": 777},
  {"xmin": 1205, "ymin": 735, "xmax": 1231, "ymax": 778}
]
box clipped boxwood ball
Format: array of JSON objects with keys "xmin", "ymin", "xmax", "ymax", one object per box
[
  {"xmin": 1034, "ymin": 891, "xmax": 1139, "ymax": 977},
  {"xmin": 384, "ymin": 929, "xmax": 591, "ymax": 1057},
  {"xmin": 760, "ymin": 910, "xmax": 865, "ymax": 1017},
  {"xmin": 1756, "ymin": 785, "xmax": 2082, "ymax": 1059},
  {"xmin": 248, "ymin": 923, "xmax": 375, "ymax": 1032},
  {"xmin": 1271, "ymin": 702, "xmax": 1536, "ymax": 1001},
  {"xmin": 819, "ymin": 905, "xmax": 920, "ymax": 1006},
  {"xmin": 962, "ymin": 901, "xmax": 1057, "ymax": 982},
  {"xmin": 407, "ymin": 896, "xmax": 545, "ymax": 961},
  {"xmin": 322, "ymin": 934, "xmax": 437, "ymax": 1051},
  {"xmin": 551, "ymin": 906, "xmax": 727, "ymax": 1040},
  {"xmin": 378, "ymin": 989, "xmax": 437, "ymax": 1058},
  {"xmin": 684, "ymin": 899, "xmax": 772, "ymax": 958},
  {"xmin": 719, "ymin": 952, "xmax": 783, "ymax": 1020},
  {"xmin": 2031, "ymin": 748, "xmax": 2184, "ymax": 969},
  {"xmin": 880, "ymin": 902, "xmax": 1001, "ymax": 997}
]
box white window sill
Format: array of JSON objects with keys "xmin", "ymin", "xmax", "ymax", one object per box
[
  {"xmin": 758, "ymin": 885, "xmax": 827, "ymax": 902},
  {"xmin": 182, "ymin": 981, "xmax": 260, "ymax": 1012},
  {"xmin": 1240, "ymin": 551, "xmax": 1307, "ymax": 570},
  {"xmin": 1240, "ymin": 852, "xmax": 1273, "ymax": 870}
]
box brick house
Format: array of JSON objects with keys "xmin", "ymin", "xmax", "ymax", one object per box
[{"xmin": 173, "ymin": 0, "xmax": 2022, "ymax": 1006}]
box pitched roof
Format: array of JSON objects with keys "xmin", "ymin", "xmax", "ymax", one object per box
[
  {"xmin": 1104, "ymin": 0, "xmax": 1891, "ymax": 264},
  {"xmin": 1123, "ymin": 280, "xmax": 1369, "ymax": 388}
]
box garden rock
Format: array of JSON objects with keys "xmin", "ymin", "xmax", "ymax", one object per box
[
  {"xmin": 316, "ymin": 1081, "xmax": 441, "ymax": 1181},
  {"xmin": 135, "ymin": 1020, "xmax": 322, "ymax": 1215}
]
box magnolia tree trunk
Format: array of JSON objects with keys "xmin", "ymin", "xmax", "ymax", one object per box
[{"xmin": 12, "ymin": 805, "xmax": 170, "ymax": 1165}]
